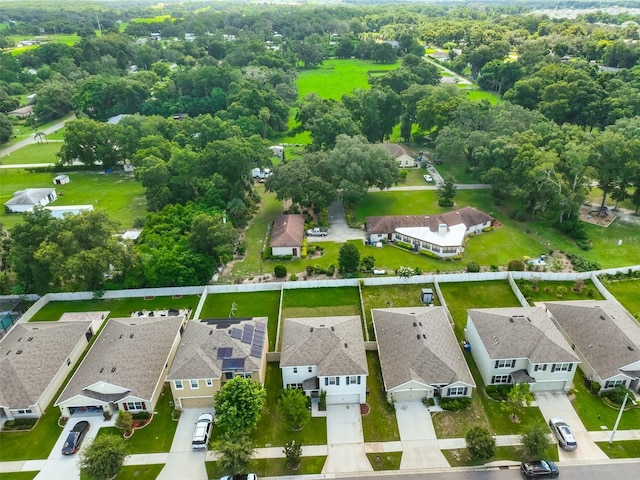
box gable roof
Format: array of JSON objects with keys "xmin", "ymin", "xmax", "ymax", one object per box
[
  {"xmin": 542, "ymin": 300, "xmax": 640, "ymax": 380},
  {"xmin": 167, "ymin": 318, "xmax": 267, "ymax": 380},
  {"xmin": 270, "ymin": 214, "xmax": 305, "ymax": 247},
  {"xmin": 4, "ymin": 188, "xmax": 56, "ymax": 207},
  {"xmin": 366, "ymin": 207, "xmax": 493, "ymax": 234},
  {"xmin": 372, "ymin": 307, "xmax": 474, "ymax": 390},
  {"xmin": 56, "ymin": 316, "xmax": 184, "ymax": 405},
  {"xmin": 467, "ymin": 307, "xmax": 579, "ymax": 363},
  {"xmin": 280, "ymin": 316, "xmax": 368, "ymax": 376},
  {"xmin": 0, "ymin": 321, "xmax": 92, "ymax": 409}
]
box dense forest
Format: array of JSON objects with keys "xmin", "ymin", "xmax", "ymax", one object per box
[{"xmin": 1, "ymin": 1, "xmax": 639, "ymax": 294}]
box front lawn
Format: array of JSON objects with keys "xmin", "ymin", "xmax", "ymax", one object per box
[
  {"xmin": 367, "ymin": 451, "xmax": 402, "ymax": 470},
  {"xmin": 600, "ymin": 278, "xmax": 640, "ymax": 320},
  {"xmin": 0, "ymin": 142, "xmax": 61, "ymax": 165},
  {"xmin": 596, "ymin": 440, "xmax": 640, "ymax": 459},
  {"xmin": 80, "ymin": 464, "xmax": 164, "ymax": 480},
  {"xmin": 200, "ymin": 291, "xmax": 281, "ymax": 351},
  {"xmin": 281, "ymin": 286, "xmax": 361, "ymax": 318},
  {"xmin": 0, "ymin": 473, "xmax": 38, "ymax": 480},
  {"xmin": 442, "ymin": 444, "xmax": 557, "ymax": 467},
  {"xmin": 29, "ymin": 296, "xmax": 199, "ymax": 322},
  {"xmin": 571, "ymin": 369, "xmax": 640, "ymax": 431},
  {"xmin": 362, "ymin": 351, "xmax": 400, "ymax": 442},
  {"xmin": 515, "ymin": 279, "xmax": 603, "ymax": 304},
  {"xmin": 246, "ymin": 362, "xmax": 327, "ymax": 447},
  {"xmin": 206, "ymin": 456, "xmax": 326, "ymax": 478}
]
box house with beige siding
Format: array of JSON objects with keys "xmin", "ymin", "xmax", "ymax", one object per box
[
  {"xmin": 167, "ymin": 318, "xmax": 268, "ymax": 409},
  {"xmin": 270, "ymin": 214, "xmax": 305, "ymax": 258}
]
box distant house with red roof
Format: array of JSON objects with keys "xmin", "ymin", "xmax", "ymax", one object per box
[{"xmin": 270, "ymin": 214, "xmax": 305, "ymax": 258}]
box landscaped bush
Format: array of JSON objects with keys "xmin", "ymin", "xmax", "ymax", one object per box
[
  {"xmin": 575, "ymin": 239, "xmax": 592, "ymax": 251},
  {"xmin": 290, "ymin": 273, "xmax": 298, "ymax": 281},
  {"xmin": 438, "ymin": 199, "xmax": 454, "ymax": 207},
  {"xmin": 395, "ymin": 240, "xmax": 414, "ymax": 250},
  {"xmin": 420, "ymin": 249, "xmax": 440, "ymax": 259},
  {"xmin": 452, "ymin": 254, "xmax": 462, "ymax": 261},
  {"xmin": 313, "ymin": 264, "xmax": 326, "ymax": 274},
  {"xmin": 439, "ymin": 397, "xmax": 472, "ymax": 412},
  {"xmin": 274, "ymin": 264, "xmax": 287, "ymax": 278},
  {"xmin": 305, "ymin": 265, "xmax": 314, "ymax": 276},
  {"xmin": 508, "ymin": 259, "xmax": 526, "ymax": 271},
  {"xmin": 132, "ymin": 411, "xmax": 151, "ymax": 420},
  {"xmin": 466, "ymin": 262, "xmax": 480, "ymax": 273},
  {"xmin": 482, "ymin": 226, "xmax": 494, "ymax": 232},
  {"xmin": 326, "ymin": 264, "xmax": 336, "ymax": 276},
  {"xmin": 601, "ymin": 385, "xmax": 633, "ymax": 405},
  {"xmin": 235, "ymin": 242, "xmax": 247, "ymax": 256},
  {"xmin": 2, "ymin": 418, "xmax": 37, "ymax": 431},
  {"xmin": 556, "ymin": 218, "xmax": 588, "ymax": 240},
  {"xmin": 486, "ymin": 385, "xmax": 513, "ymax": 401}
]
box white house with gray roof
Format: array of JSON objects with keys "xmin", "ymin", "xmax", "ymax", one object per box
[
  {"xmin": 167, "ymin": 317, "xmax": 268, "ymax": 409},
  {"xmin": 372, "ymin": 307, "xmax": 474, "ymax": 402},
  {"xmin": 542, "ymin": 300, "xmax": 640, "ymax": 393},
  {"xmin": 280, "ymin": 316, "xmax": 368, "ymax": 404},
  {"xmin": 4, "ymin": 188, "xmax": 57, "ymax": 213},
  {"xmin": 0, "ymin": 321, "xmax": 93, "ymax": 421},
  {"xmin": 55, "ymin": 315, "xmax": 186, "ymax": 417},
  {"xmin": 466, "ymin": 307, "xmax": 580, "ymax": 392}
]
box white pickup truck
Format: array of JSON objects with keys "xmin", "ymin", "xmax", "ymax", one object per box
[{"xmin": 306, "ymin": 227, "xmax": 328, "ymax": 237}]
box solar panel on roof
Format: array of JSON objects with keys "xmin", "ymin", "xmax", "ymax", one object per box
[
  {"xmin": 255, "ymin": 323, "xmax": 266, "ymax": 333},
  {"xmin": 241, "ymin": 325, "xmax": 254, "ymax": 344},
  {"xmin": 254, "ymin": 331, "xmax": 264, "ymax": 342},
  {"xmin": 230, "ymin": 328, "xmax": 242, "ymax": 339},
  {"xmin": 222, "ymin": 357, "xmax": 245, "ymax": 370},
  {"xmin": 250, "ymin": 344, "xmax": 263, "ymax": 358},
  {"xmin": 217, "ymin": 347, "xmax": 233, "ymax": 359},
  {"xmin": 254, "ymin": 336, "xmax": 264, "ymax": 347}
]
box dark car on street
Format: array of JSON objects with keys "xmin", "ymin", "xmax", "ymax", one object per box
[
  {"xmin": 521, "ymin": 460, "xmax": 559, "ymax": 478},
  {"xmin": 61, "ymin": 421, "xmax": 90, "ymax": 455}
]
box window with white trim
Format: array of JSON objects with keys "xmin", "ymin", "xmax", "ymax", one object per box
[
  {"xmin": 605, "ymin": 379, "xmax": 626, "ymax": 389},
  {"xmin": 346, "ymin": 376, "xmax": 361, "ymax": 385},
  {"xmin": 495, "ymin": 359, "xmax": 515, "ymax": 368},
  {"xmin": 206, "ymin": 379, "xmax": 213, "ymax": 387},
  {"xmin": 293, "ymin": 367, "xmax": 298, "ymax": 373},
  {"xmin": 534, "ymin": 364, "xmax": 548, "ymax": 372},
  {"xmin": 125, "ymin": 401, "xmax": 145, "ymax": 411},
  {"xmin": 491, "ymin": 375, "xmax": 511, "ymax": 384},
  {"xmin": 552, "ymin": 363, "xmax": 573, "ymax": 372},
  {"xmin": 308, "ymin": 366, "xmax": 313, "ymax": 373},
  {"xmin": 287, "ymin": 383, "xmax": 303, "ymax": 389},
  {"xmin": 190, "ymin": 379, "xmax": 199, "ymax": 389},
  {"xmin": 447, "ymin": 386, "xmax": 468, "ymax": 397},
  {"xmin": 14, "ymin": 409, "xmax": 33, "ymax": 414},
  {"xmin": 174, "ymin": 380, "xmax": 183, "ymax": 390},
  {"xmin": 326, "ymin": 376, "xmax": 339, "ymax": 386}
]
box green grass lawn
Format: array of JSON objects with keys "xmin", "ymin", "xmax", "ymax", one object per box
[
  {"xmin": 206, "ymin": 456, "xmax": 326, "ymax": 478},
  {"xmin": 297, "ymin": 59, "xmax": 400, "ymax": 101},
  {"xmin": 0, "ymin": 170, "xmax": 146, "ymax": 229},
  {"xmin": 596, "ymin": 440, "xmax": 640, "ymax": 459},
  {"xmin": 29, "ymin": 296, "xmax": 199, "ymax": 322},
  {"xmin": 571, "ymin": 369, "xmax": 640, "ymax": 431},
  {"xmin": 80, "ymin": 464, "xmax": 164, "ymax": 480},
  {"xmin": 600, "ymin": 279, "xmax": 640, "ymax": 320},
  {"xmin": 464, "ymin": 89, "xmax": 502, "ymax": 105},
  {"xmin": 362, "ymin": 351, "xmax": 401, "ymax": 442},
  {"xmin": 200, "ymin": 291, "xmax": 281, "ymax": 351},
  {"xmin": 243, "ymin": 362, "xmax": 328, "ymax": 447},
  {"xmin": 0, "ymin": 142, "xmax": 61, "ymax": 165},
  {"xmin": 433, "ymin": 156, "xmax": 476, "ymax": 184},
  {"xmin": 442, "ymin": 444, "xmax": 557, "ymax": 467},
  {"xmin": 0, "ymin": 473, "xmax": 39, "ymax": 480},
  {"xmin": 281, "ymin": 286, "xmax": 361, "ymax": 318},
  {"xmin": 361, "ymin": 284, "xmax": 439, "ymax": 340},
  {"xmin": 5, "ymin": 113, "xmax": 74, "ymax": 146},
  {"xmin": 515, "ymin": 280, "xmax": 603, "ymax": 304},
  {"xmin": 367, "ymin": 451, "xmax": 402, "ymax": 470}
]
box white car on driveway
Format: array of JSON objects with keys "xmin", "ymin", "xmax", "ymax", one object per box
[
  {"xmin": 549, "ymin": 417, "xmax": 577, "ymax": 450},
  {"xmin": 192, "ymin": 413, "xmax": 213, "ymax": 449},
  {"xmin": 423, "ymin": 174, "xmax": 433, "ymax": 182}
]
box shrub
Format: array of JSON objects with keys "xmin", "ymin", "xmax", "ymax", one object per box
[
  {"xmin": 438, "ymin": 199, "xmax": 454, "ymax": 207},
  {"xmin": 235, "ymin": 242, "xmax": 247, "ymax": 256},
  {"xmin": 313, "ymin": 264, "xmax": 326, "ymax": 274},
  {"xmin": 466, "ymin": 426, "xmax": 495, "ymax": 461},
  {"xmin": 290, "ymin": 273, "xmax": 298, "ymax": 281},
  {"xmin": 439, "ymin": 397, "xmax": 472, "ymax": 412},
  {"xmin": 283, "ymin": 254, "xmax": 293, "ymax": 260},
  {"xmin": 305, "ymin": 265, "xmax": 314, "ymax": 276},
  {"xmin": 602, "ymin": 385, "xmax": 633, "ymax": 405},
  {"xmin": 318, "ymin": 390, "xmax": 327, "ymax": 411},
  {"xmin": 326, "ymin": 264, "xmax": 336, "ymax": 276},
  {"xmin": 395, "ymin": 240, "xmax": 414, "ymax": 250},
  {"xmin": 508, "ymin": 259, "xmax": 525, "ymax": 271},
  {"xmin": 490, "ymin": 264, "xmax": 499, "ymax": 271},
  {"xmin": 466, "ymin": 262, "xmax": 480, "ymax": 273},
  {"xmin": 274, "ymin": 265, "xmax": 287, "ymax": 278},
  {"xmin": 565, "ymin": 253, "xmax": 600, "ymax": 272},
  {"xmin": 452, "ymin": 254, "xmax": 462, "ymax": 261},
  {"xmin": 132, "ymin": 411, "xmax": 151, "ymax": 420},
  {"xmin": 2, "ymin": 418, "xmax": 37, "ymax": 431},
  {"xmin": 589, "ymin": 381, "xmax": 601, "ymax": 395},
  {"xmin": 420, "ymin": 249, "xmax": 440, "ymax": 259},
  {"xmin": 576, "ymin": 239, "xmax": 592, "ymax": 251},
  {"xmin": 482, "ymin": 226, "xmax": 494, "ymax": 232}
]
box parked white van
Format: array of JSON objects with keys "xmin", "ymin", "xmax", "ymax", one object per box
[{"xmin": 192, "ymin": 413, "xmax": 213, "ymax": 449}]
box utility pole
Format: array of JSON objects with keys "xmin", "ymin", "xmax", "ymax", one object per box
[{"xmin": 609, "ymin": 392, "xmax": 637, "ymax": 444}]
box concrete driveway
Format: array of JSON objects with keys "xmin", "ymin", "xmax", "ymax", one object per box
[
  {"xmin": 35, "ymin": 414, "xmax": 111, "ymax": 480},
  {"xmin": 395, "ymin": 401, "xmax": 449, "ymax": 469},
  {"xmin": 157, "ymin": 407, "xmax": 211, "ymax": 480},
  {"xmin": 322, "ymin": 404, "xmax": 372, "ymax": 474},
  {"xmin": 535, "ymin": 391, "xmax": 608, "ymax": 462},
  {"xmin": 310, "ymin": 200, "xmax": 366, "ymax": 243}
]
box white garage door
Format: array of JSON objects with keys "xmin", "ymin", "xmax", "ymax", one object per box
[
  {"xmin": 327, "ymin": 394, "xmax": 360, "ymax": 405},
  {"xmin": 391, "ymin": 390, "xmax": 428, "ymax": 402},
  {"xmin": 530, "ymin": 381, "xmax": 566, "ymax": 392},
  {"xmin": 181, "ymin": 397, "xmax": 213, "ymax": 408}
]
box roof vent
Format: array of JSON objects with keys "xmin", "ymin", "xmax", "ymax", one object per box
[
  {"xmin": 5, "ymin": 350, "xmax": 11, "ymax": 355},
  {"xmin": 27, "ymin": 337, "xmax": 33, "ymax": 341},
  {"xmin": 16, "ymin": 350, "xmax": 22, "ymax": 355},
  {"xmin": 344, "ymin": 343, "xmax": 348, "ymax": 348},
  {"xmin": 17, "ymin": 337, "xmax": 22, "ymax": 342},
  {"xmin": 209, "ymin": 330, "xmax": 213, "ymax": 335},
  {"xmin": 629, "ymin": 345, "xmax": 635, "ymax": 351},
  {"xmin": 422, "ymin": 334, "xmax": 426, "ymax": 339},
  {"xmin": 419, "ymin": 322, "xmax": 423, "ymax": 326},
  {"xmin": 119, "ymin": 335, "xmax": 123, "ymax": 339},
  {"xmin": 417, "ymin": 334, "xmax": 421, "ymax": 340},
  {"xmin": 100, "ymin": 367, "xmax": 104, "ymax": 373},
  {"xmin": 600, "ymin": 315, "xmax": 606, "ymax": 320},
  {"xmin": 129, "ymin": 333, "xmax": 134, "ymax": 339},
  {"xmin": 111, "ymin": 367, "xmax": 116, "ymax": 373},
  {"xmin": 509, "ymin": 318, "xmax": 515, "ymax": 323},
  {"xmin": 331, "ymin": 326, "xmax": 335, "ymax": 331},
  {"xmin": 319, "ymin": 324, "xmax": 325, "ymax": 327},
  {"xmin": 310, "ymin": 327, "xmax": 314, "ymax": 332},
  {"xmin": 413, "ymin": 322, "xmax": 417, "ymax": 327}
]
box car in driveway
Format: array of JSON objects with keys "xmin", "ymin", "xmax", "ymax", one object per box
[
  {"xmin": 521, "ymin": 460, "xmax": 559, "ymax": 478},
  {"xmin": 192, "ymin": 413, "xmax": 213, "ymax": 449},
  {"xmin": 220, "ymin": 475, "xmax": 258, "ymax": 480},
  {"xmin": 423, "ymin": 174, "xmax": 433, "ymax": 182},
  {"xmin": 549, "ymin": 417, "xmax": 577, "ymax": 450},
  {"xmin": 61, "ymin": 420, "xmax": 90, "ymax": 455}
]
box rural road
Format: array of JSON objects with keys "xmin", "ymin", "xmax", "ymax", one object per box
[{"xmin": 0, "ymin": 114, "xmax": 74, "ymax": 158}]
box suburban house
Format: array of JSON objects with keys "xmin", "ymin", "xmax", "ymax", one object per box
[
  {"xmin": 365, "ymin": 207, "xmax": 494, "ymax": 258},
  {"xmin": 280, "ymin": 316, "xmax": 368, "ymax": 404},
  {"xmin": 45, "ymin": 205, "xmax": 94, "ymax": 218},
  {"xmin": 270, "ymin": 214, "xmax": 305, "ymax": 258},
  {"xmin": 466, "ymin": 307, "xmax": 580, "ymax": 392},
  {"xmin": 4, "ymin": 188, "xmax": 57, "ymax": 213},
  {"xmin": 0, "ymin": 321, "xmax": 94, "ymax": 420},
  {"xmin": 7, "ymin": 105, "xmax": 34, "ymax": 119},
  {"xmin": 167, "ymin": 317, "xmax": 268, "ymax": 409},
  {"xmin": 55, "ymin": 313, "xmax": 186, "ymax": 417},
  {"xmin": 395, "ymin": 153, "xmax": 418, "ymax": 169},
  {"xmin": 372, "ymin": 307, "xmax": 475, "ymax": 402},
  {"xmin": 542, "ymin": 300, "xmax": 640, "ymax": 393}
]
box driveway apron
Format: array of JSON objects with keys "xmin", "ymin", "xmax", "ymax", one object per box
[
  {"xmin": 535, "ymin": 392, "xmax": 608, "ymax": 461},
  {"xmin": 322, "ymin": 404, "xmax": 372, "ymax": 473},
  {"xmin": 394, "ymin": 401, "xmax": 449, "ymax": 469},
  {"xmin": 157, "ymin": 407, "xmax": 211, "ymax": 480},
  {"xmin": 311, "ymin": 200, "xmax": 366, "ymax": 243}
]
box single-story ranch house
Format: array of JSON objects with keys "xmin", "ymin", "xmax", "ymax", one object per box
[
  {"xmin": 56, "ymin": 314, "xmax": 186, "ymax": 417},
  {"xmin": 372, "ymin": 307, "xmax": 475, "ymax": 402},
  {"xmin": 543, "ymin": 300, "xmax": 640, "ymax": 393},
  {"xmin": 270, "ymin": 214, "xmax": 305, "ymax": 258},
  {"xmin": 0, "ymin": 321, "xmax": 94, "ymax": 420},
  {"xmin": 280, "ymin": 316, "xmax": 368, "ymax": 405},
  {"xmin": 365, "ymin": 206, "xmax": 493, "ymax": 258},
  {"xmin": 466, "ymin": 307, "xmax": 580, "ymax": 392},
  {"xmin": 4, "ymin": 188, "xmax": 57, "ymax": 213},
  {"xmin": 167, "ymin": 317, "xmax": 268, "ymax": 409}
]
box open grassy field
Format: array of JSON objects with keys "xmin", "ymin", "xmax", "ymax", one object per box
[
  {"xmin": 29, "ymin": 296, "xmax": 199, "ymax": 322},
  {"xmin": 200, "ymin": 291, "xmax": 281, "ymax": 351},
  {"xmin": 599, "ymin": 279, "xmax": 640, "ymax": 320},
  {"xmin": 282, "ymin": 286, "xmax": 361, "ymax": 318},
  {"xmin": 131, "ymin": 15, "xmax": 173, "ymax": 23},
  {"xmin": 8, "ymin": 34, "xmax": 80, "ymax": 55},
  {"xmin": 0, "ymin": 142, "xmax": 61, "ymax": 165},
  {"xmin": 0, "ymin": 169, "xmax": 147, "ymax": 229},
  {"xmin": 463, "ymin": 88, "xmax": 502, "ymax": 105},
  {"xmin": 297, "ymin": 59, "xmax": 400, "ymax": 101}
]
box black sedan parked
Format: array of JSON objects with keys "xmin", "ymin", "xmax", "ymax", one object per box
[
  {"xmin": 61, "ymin": 421, "xmax": 90, "ymax": 455},
  {"xmin": 521, "ymin": 460, "xmax": 559, "ymax": 478}
]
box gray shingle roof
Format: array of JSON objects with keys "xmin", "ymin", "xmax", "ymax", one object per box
[
  {"xmin": 280, "ymin": 316, "xmax": 368, "ymax": 376},
  {"xmin": 467, "ymin": 307, "xmax": 579, "ymax": 363},
  {"xmin": 543, "ymin": 300, "xmax": 640, "ymax": 380},
  {"xmin": 0, "ymin": 321, "xmax": 92, "ymax": 409},
  {"xmin": 167, "ymin": 318, "xmax": 267, "ymax": 380},
  {"xmin": 366, "ymin": 206, "xmax": 493, "ymax": 235},
  {"xmin": 372, "ymin": 307, "xmax": 474, "ymax": 390},
  {"xmin": 4, "ymin": 188, "xmax": 56, "ymax": 206},
  {"xmin": 56, "ymin": 316, "xmax": 184, "ymax": 405},
  {"xmin": 270, "ymin": 214, "xmax": 305, "ymax": 247}
]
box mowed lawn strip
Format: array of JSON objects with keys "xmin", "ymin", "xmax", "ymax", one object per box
[
  {"xmin": 442, "ymin": 444, "xmax": 557, "ymax": 467},
  {"xmin": 282, "ymin": 286, "xmax": 360, "ymax": 309},
  {"xmin": 362, "ymin": 351, "xmax": 400, "ymax": 442},
  {"xmin": 0, "ymin": 473, "xmax": 39, "ymax": 480},
  {"xmin": 596, "ymin": 440, "xmax": 640, "ymax": 459},
  {"xmin": 600, "ymin": 279, "xmax": 640, "ymax": 320},
  {"xmin": 0, "ymin": 142, "xmax": 61, "ymax": 165},
  {"xmin": 367, "ymin": 451, "xmax": 402, "ymax": 470},
  {"xmin": 206, "ymin": 456, "xmax": 327, "ymax": 478},
  {"xmin": 80, "ymin": 464, "xmax": 165, "ymax": 480},
  {"xmin": 200, "ymin": 290, "xmax": 281, "ymax": 351}
]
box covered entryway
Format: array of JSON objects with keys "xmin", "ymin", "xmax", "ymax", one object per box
[{"xmin": 180, "ymin": 397, "xmax": 213, "ymax": 408}]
